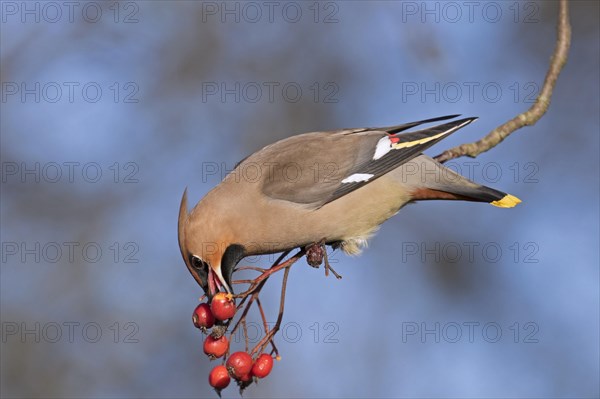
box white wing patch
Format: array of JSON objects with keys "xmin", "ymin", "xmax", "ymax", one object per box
[
  {"xmin": 341, "ymin": 173, "xmax": 374, "ymax": 184},
  {"xmin": 373, "ymin": 136, "xmax": 392, "ymax": 160}
]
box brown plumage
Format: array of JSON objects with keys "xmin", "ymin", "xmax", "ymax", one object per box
[{"xmin": 178, "ymin": 115, "xmax": 521, "ymax": 296}]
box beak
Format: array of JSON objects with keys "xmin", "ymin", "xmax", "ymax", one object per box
[
  {"xmin": 208, "ymin": 266, "xmax": 232, "ymax": 295},
  {"xmin": 203, "ymin": 244, "xmax": 246, "ymax": 298}
]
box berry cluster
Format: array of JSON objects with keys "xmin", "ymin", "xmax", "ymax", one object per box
[{"xmin": 192, "ymin": 293, "xmax": 274, "ymax": 396}]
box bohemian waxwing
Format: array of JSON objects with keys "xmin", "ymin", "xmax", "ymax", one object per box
[{"xmin": 178, "ymin": 115, "xmax": 521, "ymax": 296}]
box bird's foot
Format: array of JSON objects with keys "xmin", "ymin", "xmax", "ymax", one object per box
[
  {"xmin": 305, "ymin": 242, "xmax": 325, "ymax": 268},
  {"xmin": 305, "ymin": 241, "xmax": 342, "ymax": 279}
]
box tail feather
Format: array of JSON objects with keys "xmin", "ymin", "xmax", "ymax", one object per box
[
  {"xmin": 440, "ymin": 185, "xmax": 521, "ymax": 208},
  {"xmin": 404, "ymin": 156, "xmax": 522, "ymax": 208},
  {"xmin": 411, "ymin": 186, "xmax": 521, "ymax": 208}
]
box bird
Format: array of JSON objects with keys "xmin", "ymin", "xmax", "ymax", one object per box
[{"xmin": 178, "ymin": 115, "xmax": 521, "ymax": 297}]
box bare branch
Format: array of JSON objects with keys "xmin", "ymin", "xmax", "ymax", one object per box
[{"xmin": 434, "ymin": 0, "xmax": 571, "ymax": 163}]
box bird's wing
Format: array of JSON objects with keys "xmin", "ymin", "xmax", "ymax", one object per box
[{"xmin": 242, "ymin": 116, "xmax": 476, "ymax": 209}]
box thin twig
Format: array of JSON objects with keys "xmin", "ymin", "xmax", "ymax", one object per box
[
  {"xmin": 224, "ymin": 248, "xmax": 306, "ymax": 361},
  {"xmin": 269, "ymin": 338, "xmax": 280, "ymax": 359},
  {"xmin": 232, "ymin": 279, "xmax": 256, "ymax": 285},
  {"xmin": 235, "ymin": 266, "xmax": 268, "ymax": 273},
  {"xmin": 434, "ymin": 0, "xmax": 571, "ymax": 163},
  {"xmin": 228, "ymin": 290, "xmax": 258, "ymax": 339},
  {"xmin": 232, "ymin": 250, "xmax": 304, "ymax": 299},
  {"xmin": 228, "ymin": 250, "xmax": 298, "ymax": 341},
  {"xmin": 256, "ymin": 297, "xmax": 269, "ymax": 335},
  {"xmin": 242, "ymin": 318, "xmax": 249, "ymax": 353},
  {"xmin": 255, "ymin": 296, "xmax": 280, "ymax": 356},
  {"xmin": 251, "ymin": 265, "xmax": 292, "ymax": 356}
]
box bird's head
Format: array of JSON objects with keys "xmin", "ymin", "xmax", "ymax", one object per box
[{"xmin": 178, "ymin": 189, "xmax": 245, "ymax": 299}]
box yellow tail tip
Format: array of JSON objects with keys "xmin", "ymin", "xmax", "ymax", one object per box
[{"xmin": 491, "ymin": 194, "xmax": 522, "ymax": 208}]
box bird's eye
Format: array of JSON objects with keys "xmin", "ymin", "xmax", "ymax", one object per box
[{"xmin": 191, "ymin": 255, "xmax": 208, "ymax": 271}]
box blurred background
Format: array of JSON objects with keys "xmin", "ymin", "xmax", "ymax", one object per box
[{"xmin": 1, "ymin": 1, "xmax": 598, "ymax": 398}]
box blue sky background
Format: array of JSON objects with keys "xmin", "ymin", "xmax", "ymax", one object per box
[{"xmin": 1, "ymin": 1, "xmax": 599, "ymax": 398}]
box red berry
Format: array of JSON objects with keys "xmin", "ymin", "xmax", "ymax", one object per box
[
  {"xmin": 226, "ymin": 351, "xmax": 253, "ymax": 379},
  {"xmin": 251, "ymin": 354, "xmax": 274, "ymax": 378},
  {"xmin": 192, "ymin": 303, "xmax": 215, "ymax": 329},
  {"xmin": 209, "ymin": 365, "xmax": 230, "ymax": 390},
  {"xmin": 203, "ymin": 335, "xmax": 229, "ymax": 359},
  {"xmin": 211, "ymin": 292, "xmax": 236, "ymax": 321}
]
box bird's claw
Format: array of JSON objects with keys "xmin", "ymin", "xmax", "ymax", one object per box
[{"xmin": 305, "ymin": 241, "xmax": 342, "ymax": 279}]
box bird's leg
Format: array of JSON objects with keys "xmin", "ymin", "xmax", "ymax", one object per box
[
  {"xmin": 305, "ymin": 240, "xmax": 342, "ymax": 279},
  {"xmin": 322, "ymin": 247, "xmax": 342, "ymax": 280}
]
